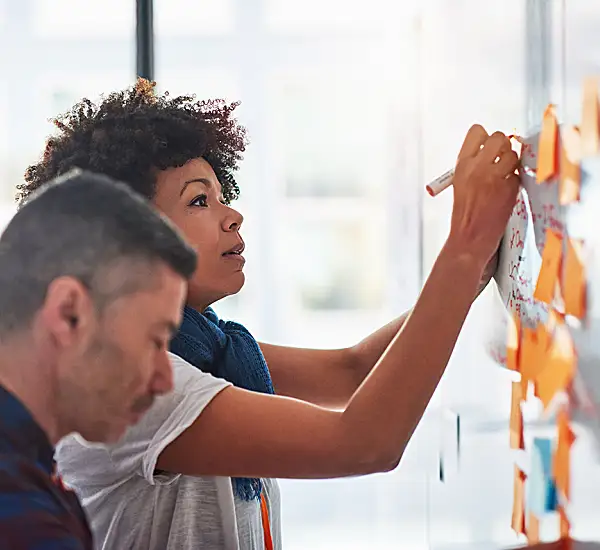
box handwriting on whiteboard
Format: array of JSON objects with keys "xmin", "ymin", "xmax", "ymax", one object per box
[
  {"xmin": 532, "ymin": 204, "xmax": 563, "ymax": 233},
  {"xmin": 488, "ymin": 128, "xmax": 563, "ymax": 364},
  {"xmin": 513, "ymin": 195, "xmax": 528, "ymax": 222}
]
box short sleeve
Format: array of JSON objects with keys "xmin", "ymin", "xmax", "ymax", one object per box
[{"xmin": 56, "ymin": 353, "xmax": 231, "ymax": 488}]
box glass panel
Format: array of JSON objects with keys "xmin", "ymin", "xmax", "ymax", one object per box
[
  {"xmin": 155, "ymin": 0, "xmax": 233, "ymax": 36},
  {"xmin": 421, "ymin": 0, "xmax": 600, "ymax": 546},
  {"xmin": 154, "ymin": 71, "xmax": 239, "ymax": 103},
  {"xmin": 265, "ymin": 0, "xmax": 418, "ymax": 32},
  {"xmin": 419, "ymin": 1, "xmax": 526, "ymax": 547},
  {"xmin": 271, "ymin": 69, "xmax": 389, "ymax": 198},
  {"xmin": 277, "ymin": 214, "xmax": 385, "ymax": 311},
  {"xmin": 4, "ymin": 2, "xmax": 135, "ymax": 202},
  {"xmin": 31, "ymin": 0, "xmax": 134, "ymax": 38},
  {"xmin": 281, "ymin": 476, "xmax": 428, "ymax": 550},
  {"xmin": 564, "ymin": 0, "xmax": 600, "ymax": 122},
  {"xmin": 25, "ymin": 71, "xmax": 135, "ymax": 166}
]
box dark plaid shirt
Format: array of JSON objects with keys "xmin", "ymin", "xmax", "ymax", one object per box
[{"xmin": 0, "ymin": 385, "xmax": 93, "ymax": 549}]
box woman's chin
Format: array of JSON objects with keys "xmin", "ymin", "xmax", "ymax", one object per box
[
  {"xmin": 227, "ymin": 272, "xmax": 246, "ymax": 294},
  {"xmin": 215, "ymin": 272, "xmax": 246, "ymax": 299},
  {"xmin": 188, "ymin": 272, "xmax": 246, "ymax": 308}
]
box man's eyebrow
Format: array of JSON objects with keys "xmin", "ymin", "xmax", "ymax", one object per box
[{"xmin": 180, "ymin": 178, "xmax": 212, "ymax": 197}]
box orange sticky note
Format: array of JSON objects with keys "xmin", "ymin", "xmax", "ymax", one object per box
[
  {"xmin": 520, "ymin": 323, "xmax": 551, "ymax": 395},
  {"xmin": 512, "ymin": 466, "xmax": 527, "ymax": 535},
  {"xmin": 537, "ymin": 320, "xmax": 552, "ymax": 351},
  {"xmin": 559, "ymin": 126, "xmax": 581, "ymax": 205},
  {"xmin": 559, "ymin": 506, "xmax": 571, "ymax": 539},
  {"xmin": 507, "ymin": 314, "xmax": 522, "ymax": 371},
  {"xmin": 581, "ymin": 76, "xmax": 600, "ymax": 156},
  {"xmin": 554, "ymin": 407, "xmax": 576, "ymax": 500},
  {"xmin": 537, "ymin": 104, "xmax": 559, "ymax": 183},
  {"xmin": 535, "ymin": 324, "xmax": 576, "ymax": 409},
  {"xmin": 563, "ymin": 238, "xmax": 586, "ymax": 319},
  {"xmin": 527, "ymin": 511, "xmax": 540, "ymax": 544},
  {"xmin": 534, "ymin": 229, "xmax": 563, "ymax": 304},
  {"xmin": 510, "ymin": 381, "xmax": 525, "ymax": 449}
]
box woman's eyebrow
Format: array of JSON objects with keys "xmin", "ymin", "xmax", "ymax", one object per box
[{"xmin": 180, "ymin": 178, "xmax": 212, "ymax": 197}]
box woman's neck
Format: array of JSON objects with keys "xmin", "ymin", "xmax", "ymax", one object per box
[{"xmin": 186, "ymin": 295, "xmax": 217, "ymax": 313}]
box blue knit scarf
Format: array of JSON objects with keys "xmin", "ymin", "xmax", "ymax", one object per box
[{"xmin": 170, "ymin": 305, "xmax": 275, "ymax": 501}]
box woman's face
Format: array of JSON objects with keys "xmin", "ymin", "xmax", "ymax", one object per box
[{"xmin": 153, "ymin": 157, "xmax": 245, "ymax": 310}]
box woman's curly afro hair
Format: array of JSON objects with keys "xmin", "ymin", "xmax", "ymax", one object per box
[{"xmin": 18, "ymin": 78, "xmax": 247, "ymax": 205}]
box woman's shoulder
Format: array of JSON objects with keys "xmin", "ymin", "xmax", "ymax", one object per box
[{"xmin": 167, "ymin": 352, "xmax": 232, "ymax": 390}]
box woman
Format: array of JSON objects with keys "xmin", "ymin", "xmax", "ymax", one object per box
[{"xmin": 19, "ymin": 79, "xmax": 519, "ymax": 550}]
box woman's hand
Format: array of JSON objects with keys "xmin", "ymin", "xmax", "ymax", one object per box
[{"xmin": 448, "ymin": 125, "xmax": 520, "ymax": 270}]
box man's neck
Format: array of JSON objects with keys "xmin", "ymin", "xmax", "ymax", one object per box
[{"xmin": 0, "ymin": 340, "xmax": 61, "ymax": 446}]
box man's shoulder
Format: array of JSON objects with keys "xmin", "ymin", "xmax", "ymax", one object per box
[
  {"xmin": 0, "ymin": 455, "xmax": 92, "ymax": 549},
  {"xmin": 0, "ymin": 454, "xmax": 76, "ymax": 513},
  {"xmin": 0, "ymin": 453, "xmax": 52, "ymax": 493}
]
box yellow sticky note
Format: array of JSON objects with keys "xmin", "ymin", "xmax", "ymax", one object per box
[
  {"xmin": 534, "ymin": 229, "xmax": 563, "ymax": 304},
  {"xmin": 563, "ymin": 238, "xmax": 586, "ymax": 319},
  {"xmin": 512, "ymin": 466, "xmax": 527, "ymax": 536},
  {"xmin": 537, "ymin": 105, "xmax": 559, "ymax": 183},
  {"xmin": 559, "ymin": 125, "xmax": 581, "ymax": 205},
  {"xmin": 581, "ymin": 76, "xmax": 600, "ymax": 156}
]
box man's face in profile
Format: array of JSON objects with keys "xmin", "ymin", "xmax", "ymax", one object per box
[{"xmin": 47, "ymin": 263, "xmax": 187, "ymax": 443}]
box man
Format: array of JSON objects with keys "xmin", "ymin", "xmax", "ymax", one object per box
[{"xmin": 0, "ymin": 169, "xmax": 196, "ymax": 548}]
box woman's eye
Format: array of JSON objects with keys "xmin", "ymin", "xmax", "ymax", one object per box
[{"xmin": 190, "ymin": 194, "xmax": 208, "ymax": 207}]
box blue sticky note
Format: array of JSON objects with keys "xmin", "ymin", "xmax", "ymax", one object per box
[{"xmin": 528, "ymin": 437, "xmax": 557, "ymax": 516}]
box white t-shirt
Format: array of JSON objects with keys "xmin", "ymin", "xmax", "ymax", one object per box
[{"xmin": 55, "ymin": 353, "xmax": 282, "ymax": 550}]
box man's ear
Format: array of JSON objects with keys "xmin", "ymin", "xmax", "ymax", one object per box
[{"xmin": 38, "ymin": 276, "xmax": 96, "ymax": 348}]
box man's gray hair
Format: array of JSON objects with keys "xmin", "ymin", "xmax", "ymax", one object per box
[{"xmin": 0, "ymin": 169, "xmax": 196, "ymax": 334}]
